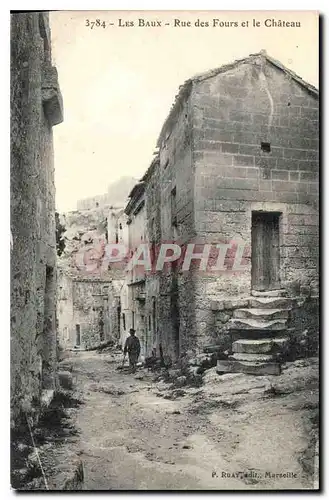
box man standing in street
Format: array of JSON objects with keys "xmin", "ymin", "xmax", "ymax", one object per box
[{"xmin": 124, "ymin": 329, "xmax": 141, "ymax": 373}]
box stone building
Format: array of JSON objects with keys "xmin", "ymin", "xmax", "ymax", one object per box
[
  {"xmin": 122, "ymin": 182, "xmax": 149, "ymax": 356},
  {"xmin": 57, "ymin": 205, "xmax": 126, "ymax": 349},
  {"xmin": 11, "ymin": 12, "xmax": 63, "ymax": 421},
  {"xmin": 125, "ymin": 52, "xmax": 319, "ymax": 373}
]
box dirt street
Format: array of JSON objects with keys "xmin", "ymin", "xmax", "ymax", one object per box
[{"xmin": 54, "ymin": 350, "xmax": 318, "ymax": 491}]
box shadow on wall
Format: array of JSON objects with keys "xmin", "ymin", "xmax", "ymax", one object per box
[{"xmin": 288, "ymin": 296, "xmax": 319, "ymax": 360}]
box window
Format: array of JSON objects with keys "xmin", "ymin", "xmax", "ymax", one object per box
[{"xmin": 261, "ymin": 142, "xmax": 271, "ymax": 153}]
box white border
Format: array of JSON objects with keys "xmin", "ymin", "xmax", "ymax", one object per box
[{"xmin": 2, "ymin": 3, "xmax": 326, "ymax": 499}]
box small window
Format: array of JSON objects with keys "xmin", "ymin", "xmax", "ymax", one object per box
[{"xmin": 261, "ymin": 142, "xmax": 271, "ymax": 153}]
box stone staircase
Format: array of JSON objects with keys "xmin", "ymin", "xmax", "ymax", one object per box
[{"xmin": 217, "ymin": 290, "xmax": 294, "ymax": 376}]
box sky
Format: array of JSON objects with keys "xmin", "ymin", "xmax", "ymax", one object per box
[{"xmin": 50, "ymin": 10, "xmax": 319, "ymax": 212}]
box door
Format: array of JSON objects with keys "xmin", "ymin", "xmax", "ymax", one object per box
[
  {"xmin": 251, "ymin": 212, "xmax": 281, "ymax": 291},
  {"xmin": 75, "ymin": 324, "xmax": 81, "ymax": 346}
]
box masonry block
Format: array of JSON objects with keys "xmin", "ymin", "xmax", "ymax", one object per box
[
  {"xmin": 232, "ymin": 338, "xmax": 289, "ymax": 354},
  {"xmin": 217, "ymin": 359, "xmax": 281, "ymax": 376},
  {"xmin": 221, "ymin": 142, "xmax": 240, "ymax": 154},
  {"xmin": 229, "ymin": 110, "xmax": 252, "ymax": 123},
  {"xmin": 233, "ymin": 155, "xmax": 255, "ymax": 167},
  {"xmin": 271, "ymin": 170, "xmax": 289, "ymax": 181}
]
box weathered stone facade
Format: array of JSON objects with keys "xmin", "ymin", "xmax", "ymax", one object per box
[
  {"xmin": 124, "ymin": 52, "xmax": 319, "ymax": 367},
  {"xmin": 57, "ymin": 205, "xmax": 126, "ymax": 349},
  {"xmin": 122, "ymin": 184, "xmax": 149, "ymax": 357},
  {"xmin": 11, "ymin": 12, "xmax": 63, "ymax": 421}
]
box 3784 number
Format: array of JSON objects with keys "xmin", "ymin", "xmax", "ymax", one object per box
[{"xmin": 85, "ymin": 19, "xmax": 106, "ymax": 29}]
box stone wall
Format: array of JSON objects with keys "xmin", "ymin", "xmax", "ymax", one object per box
[
  {"xmin": 10, "ymin": 12, "xmax": 63, "ymax": 422},
  {"xmin": 107, "ymin": 279, "xmax": 125, "ymax": 344},
  {"xmin": 144, "ymin": 160, "xmax": 162, "ymax": 355},
  {"xmin": 107, "ymin": 208, "xmax": 128, "ymax": 246},
  {"xmin": 57, "ymin": 271, "xmax": 74, "ymax": 349},
  {"xmin": 72, "ymin": 280, "xmax": 110, "ymax": 349},
  {"xmin": 58, "ymin": 274, "xmax": 125, "ymax": 349},
  {"xmin": 147, "ymin": 92, "xmax": 197, "ymax": 360},
  {"xmin": 123, "ymin": 186, "xmax": 148, "ymax": 356}
]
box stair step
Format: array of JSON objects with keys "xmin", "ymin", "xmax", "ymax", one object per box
[
  {"xmin": 229, "ymin": 318, "xmax": 287, "ymax": 331},
  {"xmin": 229, "ymin": 353, "xmax": 276, "ymax": 362},
  {"xmin": 233, "ymin": 308, "xmax": 289, "ymax": 320},
  {"xmin": 217, "ymin": 359, "xmax": 281, "ymax": 376},
  {"xmin": 251, "ymin": 289, "xmax": 286, "ymax": 297},
  {"xmin": 232, "ymin": 338, "xmax": 289, "ymax": 354},
  {"xmin": 248, "ymin": 297, "xmax": 294, "ymax": 309}
]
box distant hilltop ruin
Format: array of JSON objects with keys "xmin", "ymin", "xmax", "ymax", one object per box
[{"xmin": 76, "ymin": 176, "xmax": 137, "ymax": 210}]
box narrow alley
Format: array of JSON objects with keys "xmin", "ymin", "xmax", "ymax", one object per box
[{"xmin": 38, "ymin": 349, "xmax": 318, "ymax": 491}]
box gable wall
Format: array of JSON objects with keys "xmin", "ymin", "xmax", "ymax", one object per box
[{"xmin": 188, "ymin": 57, "xmax": 319, "ymax": 348}]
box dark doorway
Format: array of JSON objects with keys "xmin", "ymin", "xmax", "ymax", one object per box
[
  {"xmin": 76, "ymin": 324, "xmax": 81, "ymax": 346},
  {"xmin": 170, "ymin": 275, "xmax": 180, "ymax": 358},
  {"xmin": 117, "ymin": 305, "xmax": 121, "ymax": 338},
  {"xmin": 251, "ymin": 212, "xmax": 281, "ymax": 291},
  {"xmin": 99, "ymin": 310, "xmax": 104, "ymax": 342}
]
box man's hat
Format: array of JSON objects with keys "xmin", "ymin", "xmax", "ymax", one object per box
[{"xmin": 129, "ymin": 328, "xmax": 136, "ymax": 334}]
